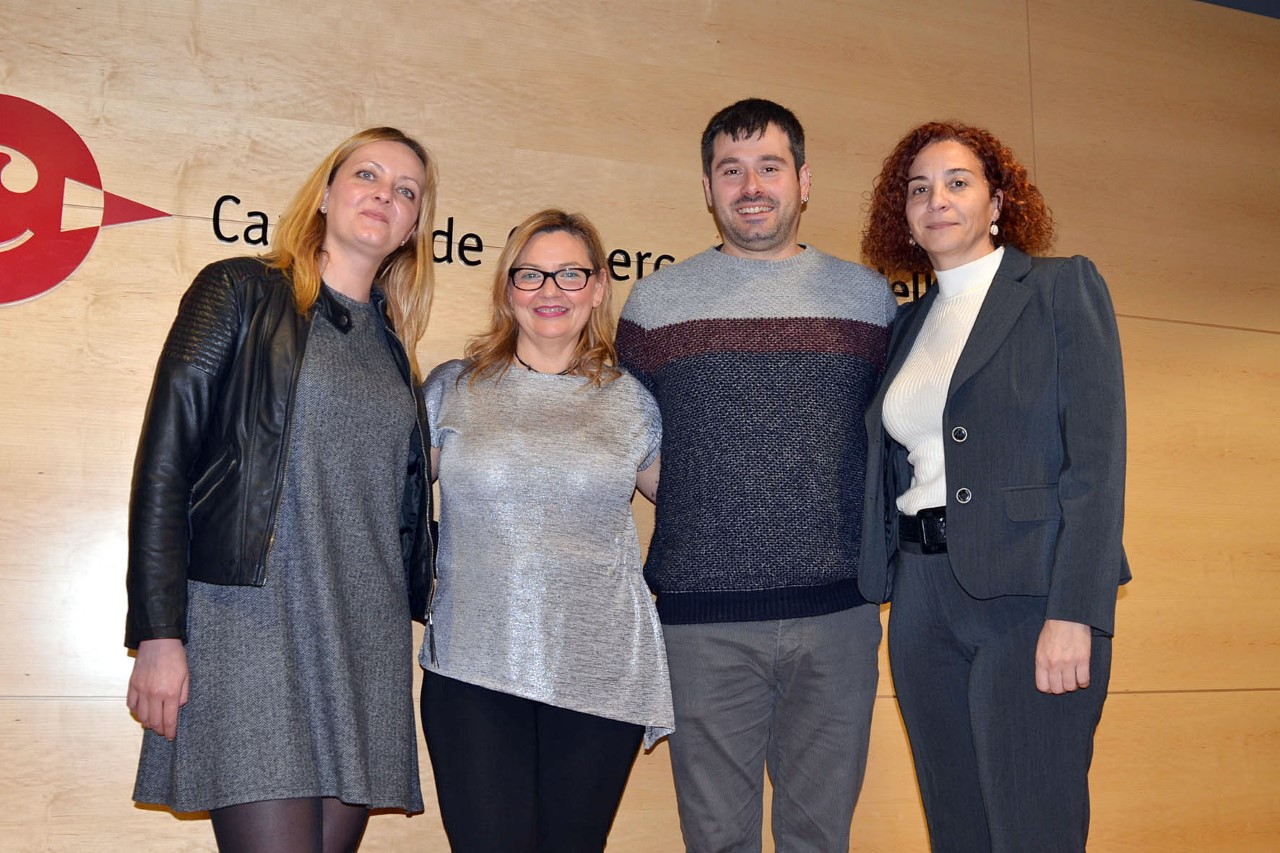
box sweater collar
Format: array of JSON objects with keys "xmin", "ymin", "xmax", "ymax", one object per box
[{"xmin": 935, "ymin": 246, "xmax": 1004, "ymax": 299}]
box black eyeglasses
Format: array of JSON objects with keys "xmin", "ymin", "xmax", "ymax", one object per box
[{"xmin": 508, "ymin": 267, "xmax": 594, "ymax": 291}]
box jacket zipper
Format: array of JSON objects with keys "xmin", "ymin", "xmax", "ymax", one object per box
[
  {"xmin": 259, "ymin": 309, "xmax": 310, "ymax": 575},
  {"xmin": 383, "ymin": 319, "xmax": 438, "ymax": 665}
]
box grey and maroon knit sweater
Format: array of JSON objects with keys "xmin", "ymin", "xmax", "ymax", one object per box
[{"xmin": 617, "ymin": 245, "xmax": 896, "ymax": 625}]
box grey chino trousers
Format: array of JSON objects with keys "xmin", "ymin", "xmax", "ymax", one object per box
[{"xmin": 663, "ymin": 605, "xmax": 882, "ymax": 853}]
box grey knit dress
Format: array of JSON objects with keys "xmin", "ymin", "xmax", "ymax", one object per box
[{"xmin": 133, "ymin": 286, "xmax": 424, "ymax": 814}]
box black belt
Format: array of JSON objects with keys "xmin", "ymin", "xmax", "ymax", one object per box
[{"xmin": 898, "ymin": 506, "xmax": 947, "ymax": 554}]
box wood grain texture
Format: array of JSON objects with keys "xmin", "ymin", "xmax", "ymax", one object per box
[
  {"xmin": 6, "ymin": 691, "xmax": 1276, "ymax": 850},
  {"xmin": 1112, "ymin": 317, "xmax": 1280, "ymax": 692},
  {"xmin": 1089, "ymin": 691, "xmax": 1280, "ymax": 852},
  {"xmin": 1027, "ymin": 0, "xmax": 1280, "ymax": 329}
]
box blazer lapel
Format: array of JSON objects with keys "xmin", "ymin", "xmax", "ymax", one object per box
[{"xmin": 949, "ymin": 247, "xmax": 1035, "ymax": 395}]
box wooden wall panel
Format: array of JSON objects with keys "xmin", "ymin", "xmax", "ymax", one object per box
[
  {"xmin": 1114, "ymin": 318, "xmax": 1280, "ymax": 691},
  {"xmin": 0, "ymin": 665, "xmax": 672, "ymax": 851},
  {"xmin": 8, "ymin": 692, "xmax": 1275, "ymax": 852},
  {"xmin": 1089, "ymin": 692, "xmax": 1280, "ymax": 851},
  {"xmin": 1027, "ymin": 0, "xmax": 1280, "ymax": 329},
  {"xmin": 2, "ymin": 0, "xmax": 1278, "ymax": 848},
  {"xmin": 848, "ymin": 695, "xmax": 930, "ymax": 851}
]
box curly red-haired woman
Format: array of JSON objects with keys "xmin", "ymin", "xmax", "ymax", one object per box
[{"xmin": 860, "ymin": 121, "xmax": 1130, "ymax": 852}]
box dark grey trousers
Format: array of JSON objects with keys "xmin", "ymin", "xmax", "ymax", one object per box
[
  {"xmin": 663, "ymin": 605, "xmax": 882, "ymax": 853},
  {"xmin": 889, "ymin": 547, "xmax": 1112, "ymax": 853}
]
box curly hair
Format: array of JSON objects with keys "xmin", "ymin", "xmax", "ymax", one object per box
[
  {"xmin": 263, "ymin": 126, "xmax": 438, "ymax": 380},
  {"xmin": 861, "ymin": 121, "xmax": 1054, "ymax": 276},
  {"xmin": 463, "ymin": 209, "xmax": 621, "ymax": 388}
]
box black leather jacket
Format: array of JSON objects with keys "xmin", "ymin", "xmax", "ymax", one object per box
[{"xmin": 125, "ymin": 257, "xmax": 434, "ymax": 648}]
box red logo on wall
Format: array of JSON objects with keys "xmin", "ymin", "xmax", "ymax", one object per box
[{"xmin": 0, "ymin": 95, "xmax": 171, "ymax": 306}]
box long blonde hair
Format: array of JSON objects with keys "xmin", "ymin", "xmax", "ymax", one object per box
[
  {"xmin": 464, "ymin": 209, "xmax": 620, "ymax": 387},
  {"xmin": 263, "ymin": 126, "xmax": 438, "ymax": 379}
]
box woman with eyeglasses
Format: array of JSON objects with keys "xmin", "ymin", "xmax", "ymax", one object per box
[{"xmin": 418, "ymin": 209, "xmax": 673, "ymax": 852}]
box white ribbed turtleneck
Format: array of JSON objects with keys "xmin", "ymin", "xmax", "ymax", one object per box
[{"xmin": 882, "ymin": 246, "xmax": 1004, "ymax": 515}]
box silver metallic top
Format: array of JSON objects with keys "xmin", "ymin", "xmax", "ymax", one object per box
[{"xmin": 420, "ymin": 359, "xmax": 673, "ymax": 746}]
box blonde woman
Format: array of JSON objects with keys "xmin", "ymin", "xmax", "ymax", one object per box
[
  {"xmin": 420, "ymin": 210, "xmax": 673, "ymax": 852},
  {"xmin": 125, "ymin": 127, "xmax": 438, "ymax": 851}
]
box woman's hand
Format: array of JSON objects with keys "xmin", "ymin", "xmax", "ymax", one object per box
[
  {"xmin": 127, "ymin": 638, "xmax": 189, "ymax": 740},
  {"xmin": 1035, "ymin": 619, "xmax": 1092, "ymax": 694}
]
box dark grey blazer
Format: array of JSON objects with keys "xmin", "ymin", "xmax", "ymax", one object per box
[{"xmin": 858, "ymin": 246, "xmax": 1131, "ymax": 634}]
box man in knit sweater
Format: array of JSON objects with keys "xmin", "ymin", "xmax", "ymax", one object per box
[{"xmin": 617, "ymin": 99, "xmax": 897, "ymax": 851}]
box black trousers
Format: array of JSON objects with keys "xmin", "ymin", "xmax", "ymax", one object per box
[
  {"xmin": 888, "ymin": 548, "xmax": 1112, "ymax": 853},
  {"xmin": 422, "ymin": 670, "xmax": 644, "ymax": 853}
]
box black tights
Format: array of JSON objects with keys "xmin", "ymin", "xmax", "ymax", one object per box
[
  {"xmin": 422, "ymin": 670, "xmax": 644, "ymax": 853},
  {"xmin": 210, "ymin": 797, "xmax": 369, "ymax": 853}
]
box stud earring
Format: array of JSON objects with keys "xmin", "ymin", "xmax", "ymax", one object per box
[
  {"xmin": 990, "ymin": 222, "xmax": 999, "ymax": 236},
  {"xmin": 320, "ymin": 203, "xmax": 328, "ymax": 214}
]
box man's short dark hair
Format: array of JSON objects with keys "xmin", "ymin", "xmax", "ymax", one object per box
[{"xmin": 701, "ymin": 98, "xmax": 806, "ymax": 176}]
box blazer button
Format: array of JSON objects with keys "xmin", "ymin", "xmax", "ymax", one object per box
[
  {"xmin": 956, "ymin": 487, "xmax": 972, "ymax": 504},
  {"xmin": 951, "ymin": 426, "xmax": 968, "ymax": 442}
]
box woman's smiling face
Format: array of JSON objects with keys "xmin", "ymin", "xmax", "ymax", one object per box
[
  {"xmin": 905, "ymin": 139, "xmax": 1002, "ymax": 271},
  {"xmin": 509, "ymin": 229, "xmax": 604, "ymax": 349}
]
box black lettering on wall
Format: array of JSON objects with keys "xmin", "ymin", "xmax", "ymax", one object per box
[{"xmin": 212, "ymin": 194, "xmax": 240, "ymax": 243}]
